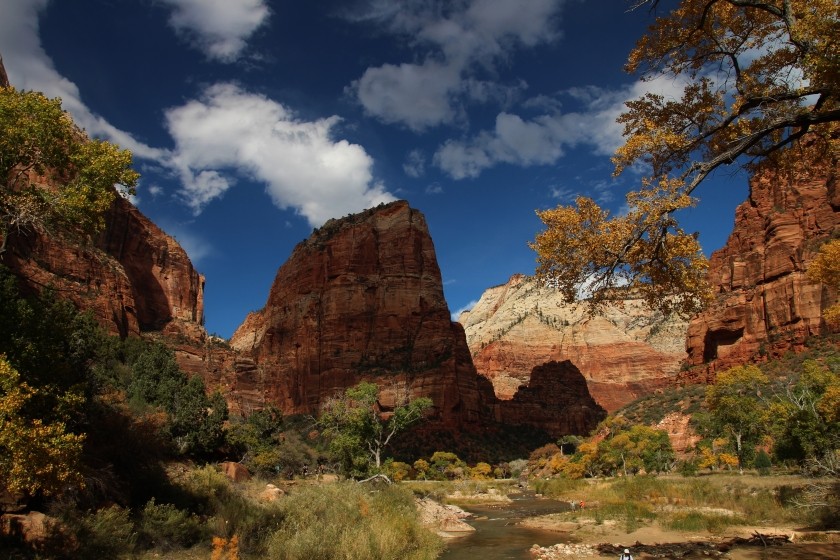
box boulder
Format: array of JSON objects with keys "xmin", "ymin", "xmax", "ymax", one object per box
[{"xmin": 220, "ymin": 461, "xmax": 251, "ymax": 483}]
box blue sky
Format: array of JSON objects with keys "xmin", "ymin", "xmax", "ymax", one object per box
[{"xmin": 1, "ymin": 0, "xmax": 748, "ymax": 339}]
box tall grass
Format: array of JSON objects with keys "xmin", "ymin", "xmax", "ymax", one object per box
[
  {"xmin": 663, "ymin": 511, "xmax": 739, "ymax": 533},
  {"xmin": 265, "ymin": 482, "xmax": 442, "ymax": 560},
  {"xmin": 531, "ymin": 477, "xmax": 587, "ymax": 497}
]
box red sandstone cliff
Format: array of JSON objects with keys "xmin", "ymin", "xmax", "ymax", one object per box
[
  {"xmin": 495, "ymin": 360, "xmax": 606, "ymax": 436},
  {"xmin": 685, "ymin": 156, "xmax": 840, "ymax": 376},
  {"xmin": 228, "ymin": 201, "xmax": 493, "ymax": 424},
  {"xmin": 2, "ymin": 194, "xmax": 205, "ymax": 340},
  {"xmin": 460, "ymin": 274, "xmax": 688, "ymax": 412}
]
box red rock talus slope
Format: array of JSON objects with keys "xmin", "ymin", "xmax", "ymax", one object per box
[
  {"xmin": 685, "ymin": 158, "xmax": 839, "ymax": 376},
  {"xmin": 2, "ymin": 194, "xmax": 205, "ymax": 340},
  {"xmin": 460, "ymin": 274, "xmax": 688, "ymax": 412},
  {"xmin": 230, "ymin": 201, "xmax": 494, "ymax": 425}
]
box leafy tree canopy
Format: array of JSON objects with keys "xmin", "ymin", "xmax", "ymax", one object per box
[
  {"xmin": 0, "ymin": 86, "xmax": 139, "ymax": 253},
  {"xmin": 807, "ymin": 239, "xmax": 840, "ymax": 328},
  {"xmin": 704, "ymin": 364, "xmax": 770, "ymax": 470},
  {"xmin": 532, "ymin": 0, "xmax": 839, "ymax": 316},
  {"xmin": 318, "ymin": 381, "xmax": 432, "ymax": 478}
]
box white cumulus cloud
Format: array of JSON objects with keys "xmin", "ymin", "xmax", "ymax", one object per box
[
  {"xmin": 433, "ymin": 75, "xmax": 687, "ymax": 179},
  {"xmin": 165, "ymin": 83, "xmax": 396, "ymax": 226},
  {"xmin": 158, "ymin": 0, "xmax": 270, "ymax": 62},
  {"xmin": 0, "ymin": 1, "xmax": 391, "ymax": 229},
  {"xmin": 346, "ymin": 0, "xmax": 566, "ymax": 130},
  {"xmin": 0, "ymin": 0, "xmax": 165, "ymax": 162}
]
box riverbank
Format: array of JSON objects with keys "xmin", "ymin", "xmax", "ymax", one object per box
[
  {"xmin": 521, "ymin": 503, "xmax": 840, "ymax": 559},
  {"xmin": 433, "ymin": 476, "xmax": 840, "ymax": 559}
]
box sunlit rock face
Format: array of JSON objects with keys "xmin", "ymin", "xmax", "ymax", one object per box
[
  {"xmin": 685, "ymin": 156, "xmax": 840, "ymax": 379},
  {"xmin": 229, "ymin": 201, "xmax": 495, "ymax": 425},
  {"xmin": 460, "ymin": 275, "xmax": 689, "ymax": 412},
  {"xmin": 3, "ymin": 193, "xmax": 205, "ymax": 340}
]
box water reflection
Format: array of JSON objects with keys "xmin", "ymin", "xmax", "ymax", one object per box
[{"xmin": 440, "ymin": 492, "xmax": 574, "ymax": 560}]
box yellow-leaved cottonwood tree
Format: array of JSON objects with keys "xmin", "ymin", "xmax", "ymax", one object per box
[
  {"xmin": 0, "ymin": 83, "xmax": 139, "ymax": 254},
  {"xmin": 531, "ymin": 0, "xmax": 839, "ymax": 316},
  {"xmin": 807, "ymin": 238, "xmax": 840, "ymax": 328},
  {"xmin": 0, "ymin": 355, "xmax": 85, "ymax": 497}
]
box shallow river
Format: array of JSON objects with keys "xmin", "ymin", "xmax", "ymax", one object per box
[{"xmin": 439, "ymin": 492, "xmax": 574, "ymax": 560}]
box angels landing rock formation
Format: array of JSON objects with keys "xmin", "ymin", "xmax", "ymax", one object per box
[
  {"xmin": 459, "ymin": 274, "xmax": 689, "ymax": 413},
  {"xmin": 228, "ymin": 201, "xmax": 605, "ymax": 434},
  {"xmin": 685, "ymin": 155, "xmax": 840, "ymax": 375},
  {"xmin": 229, "ymin": 201, "xmax": 493, "ymax": 424}
]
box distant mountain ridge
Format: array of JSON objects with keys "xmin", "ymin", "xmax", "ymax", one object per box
[{"xmin": 459, "ymin": 274, "xmax": 689, "ymax": 412}]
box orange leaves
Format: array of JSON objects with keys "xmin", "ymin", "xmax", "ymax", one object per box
[
  {"xmin": 623, "ymin": 0, "xmax": 838, "ymax": 177},
  {"xmin": 808, "ymin": 239, "xmax": 840, "ymax": 289},
  {"xmin": 532, "ymin": 0, "xmax": 837, "ymax": 319},
  {"xmin": 211, "ymin": 535, "xmax": 241, "ymax": 560},
  {"xmin": 531, "ymin": 179, "xmax": 710, "ymax": 317},
  {"xmin": 807, "ymin": 239, "xmax": 840, "ymax": 329}
]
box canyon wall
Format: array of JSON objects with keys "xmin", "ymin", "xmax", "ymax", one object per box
[
  {"xmin": 2, "ymin": 194, "xmax": 205, "ymax": 340},
  {"xmin": 685, "ymin": 156, "xmax": 840, "ymax": 377},
  {"xmin": 460, "ymin": 275, "xmax": 688, "ymax": 412},
  {"xmin": 228, "ymin": 201, "xmax": 605, "ymax": 435}
]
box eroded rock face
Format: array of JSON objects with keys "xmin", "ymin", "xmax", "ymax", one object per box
[
  {"xmin": 655, "ymin": 412, "xmax": 701, "ymax": 456},
  {"xmin": 100, "ymin": 196, "xmax": 206, "ymax": 339},
  {"xmin": 685, "ymin": 158, "xmax": 840, "ymax": 376},
  {"xmin": 230, "ymin": 201, "xmax": 493, "ymax": 425},
  {"xmin": 2, "ymin": 195, "xmax": 205, "ymax": 340},
  {"xmin": 460, "ymin": 275, "xmax": 688, "ymax": 412}
]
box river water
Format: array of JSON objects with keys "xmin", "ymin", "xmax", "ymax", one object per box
[{"xmin": 439, "ymin": 492, "xmax": 575, "ymax": 560}]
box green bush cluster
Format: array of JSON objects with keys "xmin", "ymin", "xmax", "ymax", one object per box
[{"xmin": 383, "ymin": 451, "xmax": 520, "ymax": 482}]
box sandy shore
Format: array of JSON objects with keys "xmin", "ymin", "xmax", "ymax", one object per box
[{"xmin": 520, "ymin": 513, "xmax": 840, "ymax": 559}]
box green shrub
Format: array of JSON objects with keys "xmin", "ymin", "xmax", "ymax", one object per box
[
  {"xmin": 753, "ymin": 450, "xmax": 772, "ymax": 474},
  {"xmin": 75, "ymin": 505, "xmax": 137, "ymax": 559},
  {"xmin": 508, "ymin": 458, "xmax": 528, "ymax": 477},
  {"xmin": 183, "ymin": 465, "xmax": 284, "ymax": 554},
  {"xmin": 137, "ymin": 499, "xmax": 206, "ymax": 551},
  {"xmin": 677, "ymin": 459, "xmax": 699, "ymax": 477}
]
